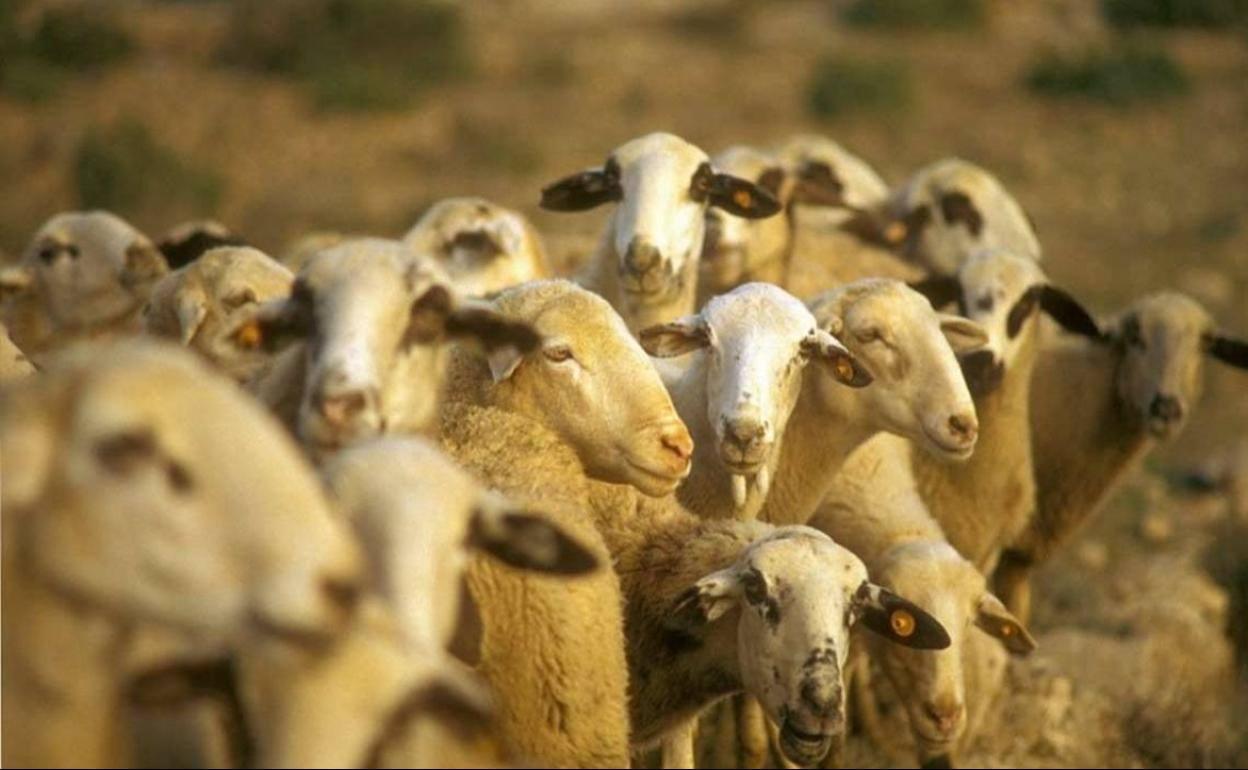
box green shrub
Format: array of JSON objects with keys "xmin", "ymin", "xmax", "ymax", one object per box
[
  {"xmin": 1025, "ymin": 45, "xmax": 1188, "ymax": 106},
  {"xmin": 1, "ymin": 58, "xmax": 64, "ymax": 103},
  {"xmin": 806, "ymin": 55, "xmax": 913, "ymax": 119},
  {"xmin": 221, "ymin": 0, "xmax": 469, "ymax": 112},
  {"xmin": 74, "ymin": 120, "xmax": 222, "ymax": 215},
  {"xmin": 28, "ymin": 5, "xmax": 133, "ymax": 72},
  {"xmin": 1102, "ymin": 0, "xmax": 1248, "ymax": 29},
  {"xmin": 842, "ymin": 0, "xmax": 986, "ymax": 31}
]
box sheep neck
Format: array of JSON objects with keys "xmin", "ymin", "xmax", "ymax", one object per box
[
  {"xmin": 2, "ymin": 553, "xmax": 132, "ymax": 767},
  {"xmin": 612, "ymin": 515, "xmax": 769, "ymax": 746},
  {"xmin": 1023, "ymin": 338, "xmax": 1153, "ymax": 560},
  {"xmin": 759, "ymin": 374, "xmax": 877, "ymax": 525},
  {"xmin": 910, "ymin": 324, "xmax": 1039, "ymax": 572}
]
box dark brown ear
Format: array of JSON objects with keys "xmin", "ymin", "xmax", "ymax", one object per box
[
  {"xmin": 756, "ymin": 167, "xmax": 787, "ymax": 199},
  {"xmin": 939, "ymin": 191, "xmax": 983, "ymax": 237},
  {"xmin": 404, "ymin": 283, "xmax": 455, "ymax": 347},
  {"xmin": 468, "ymin": 508, "xmax": 599, "ymax": 576},
  {"xmin": 540, "ymin": 166, "xmax": 621, "ymax": 212},
  {"xmin": 1038, "ymin": 285, "xmax": 1101, "ymax": 339},
  {"xmin": 444, "ymin": 305, "xmax": 542, "ymax": 354},
  {"xmin": 158, "ymin": 222, "xmax": 246, "ymax": 270},
  {"xmin": 852, "ymin": 582, "xmax": 951, "ymax": 651},
  {"xmin": 227, "ymin": 292, "xmax": 311, "ymax": 354},
  {"xmin": 975, "ymin": 593, "xmax": 1037, "ymax": 656},
  {"xmin": 708, "ymin": 173, "xmax": 782, "ymax": 219},
  {"xmin": 1005, "ymin": 285, "xmax": 1043, "ymax": 339},
  {"xmin": 792, "ymin": 160, "xmax": 846, "ymax": 207},
  {"xmin": 838, "ymin": 207, "xmax": 910, "ymax": 249},
  {"xmin": 1205, "ymin": 332, "xmax": 1248, "ymax": 370},
  {"xmin": 908, "ymin": 275, "xmax": 963, "ymax": 310}
]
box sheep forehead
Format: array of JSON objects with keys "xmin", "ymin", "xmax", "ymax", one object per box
[
  {"xmin": 776, "ymin": 134, "xmax": 847, "ymax": 166},
  {"xmin": 1130, "ymin": 292, "xmax": 1212, "ymax": 337},
  {"xmin": 199, "ymin": 247, "xmax": 292, "ymax": 288},
  {"xmin": 704, "ymin": 283, "xmax": 814, "ymax": 343},
  {"xmin": 924, "ymin": 157, "xmax": 998, "ymax": 195},
  {"xmin": 817, "ymin": 280, "xmax": 927, "ymax": 334},
  {"xmin": 746, "ymin": 528, "xmax": 862, "ymax": 586},
  {"xmin": 29, "ymin": 210, "xmax": 139, "ymax": 264},
  {"xmin": 960, "ymin": 249, "xmax": 1044, "ymax": 300},
  {"xmin": 612, "ymin": 131, "xmax": 708, "ymax": 171},
  {"xmin": 712, "ymin": 146, "xmax": 776, "ymax": 179},
  {"xmin": 325, "ymin": 438, "xmax": 482, "ymax": 524},
  {"xmin": 883, "ymin": 544, "xmax": 984, "ymax": 617}
]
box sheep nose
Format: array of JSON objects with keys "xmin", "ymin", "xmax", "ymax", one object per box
[
  {"xmin": 321, "ymin": 574, "xmax": 361, "ymax": 618},
  {"xmin": 726, "ymin": 416, "xmax": 767, "ymax": 448},
  {"xmin": 659, "ymin": 421, "xmax": 694, "ymax": 463},
  {"xmin": 947, "ymin": 413, "xmax": 978, "ymax": 445},
  {"xmin": 923, "ymin": 699, "xmax": 965, "ymax": 735},
  {"xmin": 1150, "ymin": 393, "xmax": 1183, "ymax": 423},
  {"xmin": 316, "ymin": 387, "xmax": 376, "ymax": 428},
  {"xmin": 800, "ymin": 677, "xmax": 842, "ymax": 719},
  {"xmin": 624, "ymin": 238, "xmax": 662, "ymax": 274}
]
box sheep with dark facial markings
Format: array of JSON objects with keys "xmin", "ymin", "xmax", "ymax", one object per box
[{"xmin": 540, "ymin": 132, "xmax": 782, "ymax": 333}]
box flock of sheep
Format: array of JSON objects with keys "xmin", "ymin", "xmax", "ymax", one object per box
[{"xmin": 2, "ymin": 130, "xmax": 1246, "ymax": 769}]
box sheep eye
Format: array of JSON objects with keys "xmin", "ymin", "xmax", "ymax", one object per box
[
  {"xmin": 37, "ymin": 244, "xmax": 60, "ymax": 264},
  {"xmin": 543, "ymin": 345, "xmax": 574, "ymax": 363},
  {"xmin": 855, "ymin": 327, "xmax": 880, "ymax": 344}
]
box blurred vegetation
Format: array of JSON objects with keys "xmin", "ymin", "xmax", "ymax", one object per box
[
  {"xmin": 806, "ymin": 55, "xmax": 913, "ymax": 119},
  {"xmin": 1102, "ymin": 0, "xmax": 1248, "ymax": 29},
  {"xmin": 74, "ymin": 120, "xmax": 223, "ymax": 217},
  {"xmin": 1025, "ymin": 44, "xmax": 1188, "ymax": 106},
  {"xmin": 219, "ymin": 0, "xmax": 469, "ymax": 113},
  {"xmin": 668, "ymin": 0, "xmax": 754, "ymax": 43},
  {"xmin": 0, "ymin": 2, "xmax": 133, "ymax": 103},
  {"xmin": 841, "ymin": 0, "xmax": 986, "ymax": 31}
]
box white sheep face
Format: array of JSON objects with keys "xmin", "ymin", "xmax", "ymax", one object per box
[
  {"xmin": 642, "ymin": 283, "xmax": 869, "ymax": 506},
  {"xmin": 227, "ymin": 239, "xmax": 537, "ymax": 455},
  {"xmin": 403, "ymin": 197, "xmax": 547, "ymax": 297},
  {"xmin": 701, "ymin": 146, "xmax": 791, "ymax": 290},
  {"xmin": 809, "ymin": 281, "xmax": 985, "ymax": 459},
  {"xmin": 21, "ymin": 210, "xmax": 167, "ymax": 330},
  {"xmin": 485, "ymin": 281, "xmax": 694, "ymax": 497},
  {"xmin": 951, "ymin": 249, "xmax": 1047, "ymax": 395},
  {"xmin": 3, "ymin": 341, "xmax": 362, "ymax": 645},
  {"xmin": 675, "ymin": 527, "xmax": 952, "ymax": 767},
  {"xmin": 869, "ymin": 542, "xmax": 1034, "ymax": 763}
]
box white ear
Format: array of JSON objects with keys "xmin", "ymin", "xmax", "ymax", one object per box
[
  {"xmin": 487, "ymin": 346, "xmax": 524, "ymax": 383},
  {"xmin": 175, "ymin": 291, "xmax": 209, "ymax": 346},
  {"xmin": 639, "ymin": 315, "xmax": 711, "ymax": 358},
  {"xmin": 939, "ymin": 314, "xmax": 989, "ymax": 353}
]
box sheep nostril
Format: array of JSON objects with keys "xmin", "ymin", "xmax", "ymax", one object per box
[
  {"xmin": 318, "ymin": 389, "xmax": 371, "ymax": 426},
  {"xmin": 660, "ymin": 424, "xmax": 693, "ymax": 462},
  {"xmin": 321, "ymin": 575, "xmax": 360, "ymax": 616},
  {"xmin": 947, "ymin": 414, "xmax": 977, "ymax": 443},
  {"xmin": 1149, "ymin": 394, "xmax": 1183, "ymax": 423}
]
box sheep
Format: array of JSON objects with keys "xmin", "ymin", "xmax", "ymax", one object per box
[
  {"xmin": 0, "ymin": 320, "xmax": 35, "ymax": 381},
  {"xmin": 142, "ymin": 245, "xmax": 295, "ymax": 382},
  {"xmin": 156, "ymin": 219, "xmax": 247, "ymax": 270},
  {"xmin": 231, "ymin": 237, "xmax": 540, "ymax": 457},
  {"xmin": 0, "ymin": 210, "xmax": 168, "ymax": 360},
  {"xmin": 772, "ymin": 133, "xmax": 892, "ymax": 233},
  {"xmin": 279, "ymin": 230, "xmax": 350, "ymax": 273},
  {"xmin": 539, "ymin": 131, "xmax": 782, "ymax": 333},
  {"xmin": 887, "ymin": 158, "xmax": 1042, "ymax": 275},
  {"xmin": 648, "ymin": 278, "xmax": 986, "ymax": 529},
  {"xmin": 994, "ymin": 291, "xmax": 1248, "ymax": 621},
  {"xmin": 1, "ymin": 339, "xmax": 363, "ymax": 767},
  {"xmin": 403, "ymin": 196, "xmax": 551, "ymax": 297},
  {"xmin": 438, "ymin": 279, "xmax": 953, "ymax": 768},
  {"xmin": 811, "ymin": 433, "xmax": 1036, "ymax": 769},
  {"xmin": 904, "ymin": 248, "xmax": 1101, "ymax": 573}
]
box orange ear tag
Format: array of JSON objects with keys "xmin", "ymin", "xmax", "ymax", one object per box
[
  {"xmin": 835, "ymin": 356, "xmax": 855, "ymax": 382},
  {"xmin": 891, "ymin": 609, "xmax": 915, "ymax": 637},
  {"xmin": 733, "ymin": 189, "xmax": 753, "ymax": 209},
  {"xmin": 235, "ymin": 320, "xmax": 262, "ymax": 350}
]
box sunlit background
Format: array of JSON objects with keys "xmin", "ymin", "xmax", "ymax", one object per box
[{"xmin": 2, "ymin": 0, "xmax": 1247, "ymax": 762}]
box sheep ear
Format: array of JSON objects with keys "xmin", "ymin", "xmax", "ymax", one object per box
[
  {"xmin": 121, "ymin": 238, "xmax": 170, "ymax": 290},
  {"xmin": 802, "ymin": 329, "xmax": 873, "ymax": 388},
  {"xmin": 1005, "ymin": 285, "xmax": 1043, "ymax": 339},
  {"xmin": 175, "ymin": 291, "xmax": 209, "ymax": 346},
  {"xmin": 1204, "ymin": 332, "xmax": 1248, "ymax": 370},
  {"xmin": 909, "ymin": 275, "xmax": 963, "ymax": 310},
  {"xmin": 540, "ymin": 167, "xmax": 620, "ymax": 212},
  {"xmin": 405, "ymin": 283, "xmax": 456, "ymax": 347},
  {"xmin": 0, "ymin": 264, "xmax": 33, "ymax": 300},
  {"xmin": 468, "ymin": 506, "xmax": 599, "ymax": 576},
  {"xmin": 667, "ymin": 567, "xmax": 742, "ymax": 631},
  {"xmin": 852, "ymin": 581, "xmax": 951, "ymax": 651},
  {"xmin": 939, "ymin": 315, "xmax": 989, "ymax": 353},
  {"xmin": 158, "ymin": 221, "xmax": 245, "ymax": 270},
  {"xmin": 639, "ymin": 316, "xmax": 710, "ymax": 358},
  {"xmin": 756, "ymin": 167, "xmax": 787, "ymax": 199},
  {"xmin": 445, "ymin": 300, "xmax": 542, "ymax": 355},
  {"xmin": 975, "ymin": 593, "xmax": 1037, "ymax": 656},
  {"xmin": 938, "ymin": 191, "xmax": 984, "ymax": 237},
  {"xmin": 1038, "ymin": 285, "xmax": 1101, "ymax": 339},
  {"xmin": 792, "ymin": 160, "xmax": 846, "ymax": 207},
  {"xmin": 708, "ymin": 173, "xmax": 782, "ymax": 219},
  {"xmin": 226, "ymin": 297, "xmax": 306, "ymax": 354}
]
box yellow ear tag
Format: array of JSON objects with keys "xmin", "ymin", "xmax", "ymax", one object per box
[
  {"xmin": 733, "ymin": 189, "xmax": 753, "ymax": 209},
  {"xmin": 1000, "ymin": 624, "xmax": 1014, "ymax": 637},
  {"xmin": 235, "ymin": 320, "xmax": 262, "ymax": 350},
  {"xmin": 884, "ymin": 222, "xmax": 907, "ymax": 244},
  {"xmin": 890, "ymin": 609, "xmax": 915, "ymax": 637},
  {"xmin": 835, "ymin": 356, "xmax": 856, "ymax": 382}
]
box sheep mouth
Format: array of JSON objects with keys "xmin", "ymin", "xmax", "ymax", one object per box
[
  {"xmin": 778, "ymin": 722, "xmax": 833, "ymax": 766},
  {"xmin": 624, "ymin": 457, "xmax": 688, "ymax": 493},
  {"xmin": 1147, "ymin": 416, "xmax": 1183, "ymax": 440},
  {"xmin": 921, "ymin": 426, "xmax": 974, "ymax": 459}
]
